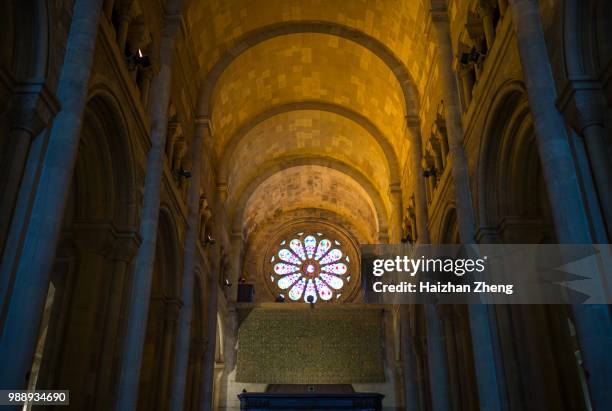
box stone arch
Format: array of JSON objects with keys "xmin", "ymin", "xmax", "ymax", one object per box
[
  {"xmin": 138, "ymin": 207, "xmax": 182, "ymax": 410},
  {"xmin": 197, "ymin": 21, "xmax": 420, "ymax": 119},
  {"xmin": 65, "ymin": 88, "xmax": 138, "ymax": 227},
  {"xmin": 477, "ymin": 80, "xmax": 555, "ymax": 242},
  {"xmin": 217, "ymin": 101, "xmax": 401, "ymax": 186},
  {"xmin": 33, "ymin": 91, "xmax": 139, "ymax": 409},
  {"xmin": 230, "ymin": 157, "xmax": 388, "ymax": 235}
]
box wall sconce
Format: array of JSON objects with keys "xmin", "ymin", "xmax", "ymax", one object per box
[
  {"xmin": 275, "ymin": 294, "xmax": 285, "ymax": 303},
  {"xmin": 223, "ymin": 278, "xmax": 232, "ymax": 288},
  {"xmin": 202, "ymin": 234, "xmax": 216, "ymax": 247},
  {"xmin": 126, "ymin": 48, "xmax": 152, "ymax": 70},
  {"xmin": 175, "ymin": 167, "xmax": 192, "ymax": 179},
  {"xmin": 401, "ymin": 234, "xmax": 414, "ymax": 244},
  {"xmin": 460, "ymin": 47, "xmax": 484, "ymax": 66},
  {"xmin": 423, "ymin": 167, "xmax": 437, "ymax": 178}
]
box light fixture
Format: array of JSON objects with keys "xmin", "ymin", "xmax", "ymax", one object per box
[
  {"xmin": 126, "ymin": 48, "xmax": 152, "ymax": 69},
  {"xmin": 423, "ymin": 167, "xmax": 437, "ymax": 178},
  {"xmin": 176, "ymin": 167, "xmax": 192, "ymax": 179},
  {"xmin": 275, "ymin": 294, "xmax": 285, "ymax": 303},
  {"xmin": 223, "ymin": 278, "xmax": 232, "ymax": 288},
  {"xmin": 306, "ymin": 295, "xmax": 315, "ymax": 308},
  {"xmin": 202, "ymin": 234, "xmax": 216, "ymax": 247}
]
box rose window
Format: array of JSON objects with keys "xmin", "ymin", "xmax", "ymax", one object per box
[{"xmin": 269, "ymin": 232, "xmax": 351, "ymax": 302}]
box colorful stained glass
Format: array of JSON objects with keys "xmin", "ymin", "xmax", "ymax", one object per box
[
  {"xmin": 304, "ymin": 235, "xmax": 317, "ymax": 258},
  {"xmin": 304, "ymin": 279, "xmax": 317, "ymax": 303},
  {"xmin": 271, "ymin": 233, "xmax": 350, "ymax": 302},
  {"xmin": 314, "ymin": 239, "xmax": 332, "ymax": 260},
  {"xmin": 278, "ymin": 273, "xmax": 301, "ymax": 289},
  {"xmin": 289, "ymin": 278, "xmax": 306, "ymax": 300},
  {"xmin": 290, "ymin": 239, "xmax": 307, "ymax": 260},
  {"xmin": 278, "ymin": 249, "xmax": 301, "ymax": 265},
  {"xmin": 320, "ymin": 273, "xmax": 344, "ymax": 289},
  {"xmin": 319, "ymin": 249, "xmax": 342, "ymax": 264},
  {"xmin": 314, "ymin": 278, "xmax": 333, "ymax": 300},
  {"xmin": 321, "ymin": 263, "xmax": 347, "ymax": 275},
  {"xmin": 274, "ymin": 263, "xmax": 300, "ymax": 275}
]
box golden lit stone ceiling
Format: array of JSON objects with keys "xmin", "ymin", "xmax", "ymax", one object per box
[
  {"xmin": 185, "ymin": 0, "xmax": 432, "ymax": 244},
  {"xmin": 186, "ymin": 0, "xmax": 431, "ymax": 91},
  {"xmin": 225, "ymin": 110, "xmax": 392, "ymax": 209},
  {"xmin": 241, "ymin": 166, "xmax": 381, "ymax": 241},
  {"xmin": 210, "ymin": 33, "xmax": 406, "ymax": 159}
]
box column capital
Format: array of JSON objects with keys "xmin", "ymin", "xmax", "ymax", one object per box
[
  {"xmin": 557, "ymin": 78, "xmax": 606, "ymax": 132},
  {"xmin": 9, "ymin": 81, "xmax": 60, "ymax": 136},
  {"xmin": 405, "ymin": 114, "xmax": 421, "ymax": 130},
  {"xmin": 430, "ymin": 8, "xmax": 450, "ymax": 24},
  {"xmin": 195, "ymin": 116, "xmax": 214, "ymax": 136}
]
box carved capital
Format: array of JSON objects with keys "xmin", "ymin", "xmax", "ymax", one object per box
[
  {"xmin": 557, "ymin": 79, "xmax": 606, "ymax": 132},
  {"xmin": 9, "ymin": 81, "xmax": 60, "ymax": 136}
]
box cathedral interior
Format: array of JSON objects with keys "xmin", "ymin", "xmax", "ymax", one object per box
[{"xmin": 0, "ymin": 0, "xmax": 611, "ymax": 410}]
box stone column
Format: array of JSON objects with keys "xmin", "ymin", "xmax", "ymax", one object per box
[
  {"xmin": 0, "ymin": 83, "xmax": 59, "ymax": 253},
  {"xmin": 400, "ymin": 305, "xmax": 420, "ymax": 411},
  {"xmin": 200, "ymin": 194, "xmax": 223, "ymax": 411},
  {"xmin": 405, "ymin": 117, "xmax": 430, "ymax": 244},
  {"xmin": 115, "ymin": 12, "xmax": 182, "ymax": 411},
  {"xmin": 389, "ymin": 184, "xmax": 403, "ymax": 243},
  {"xmin": 430, "ymin": 9, "xmax": 506, "ymax": 411},
  {"xmin": 116, "ymin": 7, "xmax": 132, "ymax": 52},
  {"xmin": 478, "ymin": 1, "xmax": 497, "ymax": 49},
  {"xmin": 564, "ymin": 87, "xmax": 612, "ymax": 240},
  {"xmin": 227, "ymin": 232, "xmax": 243, "ymax": 301},
  {"xmin": 426, "ymin": 304, "xmax": 451, "ymax": 411},
  {"xmin": 509, "ymin": 1, "xmax": 612, "ymax": 409},
  {"xmin": 430, "ymin": 17, "xmax": 478, "ymax": 244},
  {"xmin": 169, "ymin": 117, "xmax": 207, "ymax": 411},
  {"xmin": 200, "ymin": 276, "xmax": 219, "ymax": 411},
  {"xmin": 0, "ymin": 0, "xmax": 104, "ymax": 394}
]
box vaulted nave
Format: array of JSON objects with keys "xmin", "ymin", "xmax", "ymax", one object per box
[{"xmin": 1, "ymin": 0, "xmax": 611, "ymax": 410}]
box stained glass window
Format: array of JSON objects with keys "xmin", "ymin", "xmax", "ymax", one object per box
[{"xmin": 270, "ymin": 232, "xmax": 350, "ymax": 302}]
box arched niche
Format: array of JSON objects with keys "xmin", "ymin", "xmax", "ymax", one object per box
[
  {"xmin": 138, "ymin": 208, "xmax": 182, "ymax": 411},
  {"xmin": 477, "ymin": 82, "xmax": 586, "ymax": 410},
  {"xmin": 33, "ymin": 92, "xmax": 138, "ymax": 410},
  {"xmin": 478, "ymin": 83, "xmax": 555, "ymax": 243}
]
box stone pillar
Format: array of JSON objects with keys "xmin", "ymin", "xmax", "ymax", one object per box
[
  {"xmin": 389, "ymin": 184, "xmax": 403, "ymax": 243},
  {"xmin": 115, "ymin": 12, "xmax": 182, "ymax": 411},
  {"xmin": 226, "ymin": 232, "xmax": 243, "ymax": 301},
  {"xmin": 478, "ymin": 1, "xmax": 496, "ymax": 49},
  {"xmin": 116, "ymin": 8, "xmax": 132, "ymax": 52},
  {"xmin": 509, "ymin": 1, "xmax": 612, "ymax": 409},
  {"xmin": 140, "ymin": 66, "xmax": 156, "ymax": 110},
  {"xmin": 426, "ymin": 304, "xmax": 451, "ymax": 411},
  {"xmin": 406, "ymin": 117, "xmax": 431, "ymax": 244},
  {"xmin": 200, "ymin": 279, "xmax": 219, "ymax": 411},
  {"xmin": 0, "ymin": 83, "xmax": 59, "ymax": 317},
  {"xmin": 103, "ymin": 0, "xmax": 115, "ymax": 19},
  {"xmin": 200, "ymin": 197, "xmax": 223, "ymax": 411},
  {"xmin": 458, "ymin": 66, "xmax": 474, "ymax": 107},
  {"xmin": 430, "ymin": 15, "xmax": 478, "ymax": 243},
  {"xmin": 563, "ymin": 87, "xmax": 612, "ymax": 240},
  {"xmin": 157, "ymin": 298, "xmax": 182, "ymax": 410},
  {"xmin": 400, "ymin": 305, "xmax": 420, "ymax": 411},
  {"xmin": 168, "ymin": 117, "xmax": 207, "ymax": 411},
  {"xmin": 0, "ymin": 0, "xmax": 104, "ymax": 394},
  {"xmin": 430, "ymin": 9, "xmax": 506, "ymax": 411}
]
